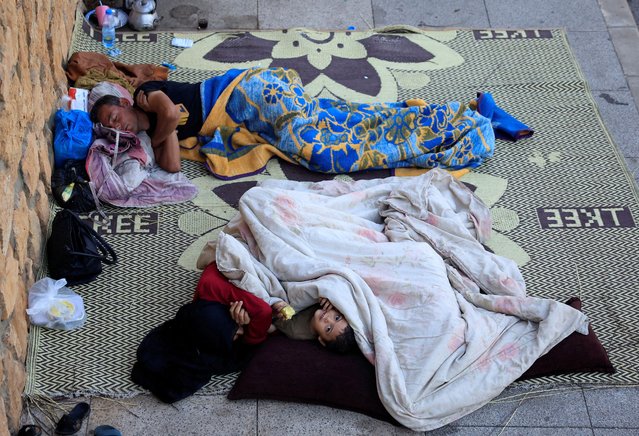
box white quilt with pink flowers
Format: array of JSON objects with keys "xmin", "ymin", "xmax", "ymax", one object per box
[{"xmin": 210, "ymin": 169, "xmax": 589, "ymax": 431}]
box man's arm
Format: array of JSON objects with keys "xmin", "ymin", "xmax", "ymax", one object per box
[
  {"xmin": 136, "ymin": 90, "xmax": 180, "ymax": 147},
  {"xmin": 136, "ymin": 90, "xmax": 181, "ymax": 172}
]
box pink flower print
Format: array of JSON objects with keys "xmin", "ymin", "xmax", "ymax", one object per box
[
  {"xmin": 447, "ymin": 334, "xmax": 464, "ymax": 352},
  {"xmin": 274, "ymin": 194, "xmax": 295, "ymax": 209},
  {"xmin": 364, "ymin": 275, "xmax": 384, "ymax": 295},
  {"xmin": 386, "ymin": 292, "xmax": 407, "ymax": 308},
  {"xmin": 498, "ymin": 343, "xmax": 519, "ymax": 362},
  {"xmin": 494, "ymin": 296, "xmax": 516, "ymax": 314},
  {"xmin": 497, "ymin": 276, "xmax": 524, "ymax": 294},
  {"xmin": 357, "ymin": 227, "xmax": 386, "ymax": 242},
  {"xmin": 426, "ymin": 213, "xmax": 439, "ymax": 226},
  {"xmin": 273, "ymin": 194, "xmax": 300, "ymax": 226}
]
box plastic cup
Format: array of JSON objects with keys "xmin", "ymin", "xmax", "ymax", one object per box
[{"xmin": 95, "ymin": 5, "xmax": 109, "ymax": 27}]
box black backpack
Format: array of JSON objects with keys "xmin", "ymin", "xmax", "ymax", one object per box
[
  {"xmin": 47, "ymin": 209, "xmax": 117, "ymax": 285},
  {"xmin": 51, "ymin": 159, "xmax": 97, "ymax": 213}
]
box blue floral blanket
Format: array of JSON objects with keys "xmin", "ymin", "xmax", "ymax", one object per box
[{"xmin": 197, "ymin": 67, "xmax": 512, "ymax": 179}]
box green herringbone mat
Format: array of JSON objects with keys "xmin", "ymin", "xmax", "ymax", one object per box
[{"xmin": 25, "ymin": 12, "xmax": 639, "ymax": 398}]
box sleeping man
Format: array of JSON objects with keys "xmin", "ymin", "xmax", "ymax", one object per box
[{"xmin": 89, "ymin": 66, "xmax": 532, "ymax": 178}]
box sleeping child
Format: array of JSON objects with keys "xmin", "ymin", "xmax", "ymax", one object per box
[{"xmin": 195, "ymin": 263, "xmax": 357, "ymax": 353}]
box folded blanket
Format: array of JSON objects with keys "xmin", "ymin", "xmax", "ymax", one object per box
[{"xmin": 209, "ymin": 169, "xmax": 587, "ymax": 431}]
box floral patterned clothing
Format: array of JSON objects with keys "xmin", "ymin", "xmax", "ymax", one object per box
[{"xmin": 197, "ymin": 67, "xmax": 525, "ymax": 179}]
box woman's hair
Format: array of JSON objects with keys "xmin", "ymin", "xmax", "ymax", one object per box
[
  {"xmin": 324, "ymin": 324, "xmax": 357, "ymax": 354},
  {"xmin": 89, "ymin": 95, "xmax": 122, "ymax": 123}
]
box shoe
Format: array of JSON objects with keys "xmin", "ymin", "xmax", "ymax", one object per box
[
  {"xmin": 17, "ymin": 425, "xmax": 42, "ymax": 436},
  {"xmin": 476, "ymin": 92, "xmax": 533, "ymax": 141},
  {"xmin": 55, "ymin": 401, "xmax": 90, "ymax": 435},
  {"xmin": 94, "ymin": 425, "xmax": 122, "ymax": 436}
]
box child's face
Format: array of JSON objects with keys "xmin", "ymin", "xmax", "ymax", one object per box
[{"xmin": 310, "ymin": 307, "xmax": 348, "ymax": 346}]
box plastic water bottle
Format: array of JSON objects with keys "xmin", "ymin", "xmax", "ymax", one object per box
[{"xmin": 101, "ymin": 9, "xmax": 116, "ymax": 49}]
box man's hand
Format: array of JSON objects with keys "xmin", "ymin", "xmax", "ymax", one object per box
[
  {"xmin": 229, "ymin": 301, "xmax": 251, "ymax": 325},
  {"xmin": 136, "ymin": 89, "xmax": 180, "ymax": 147},
  {"xmin": 135, "ymin": 90, "xmax": 152, "ymax": 112}
]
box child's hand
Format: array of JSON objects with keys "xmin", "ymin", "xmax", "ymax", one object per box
[
  {"xmin": 229, "ymin": 301, "xmax": 251, "ymax": 325},
  {"xmin": 319, "ymin": 297, "xmax": 333, "ymax": 312},
  {"xmin": 271, "ymin": 301, "xmax": 295, "ymax": 320},
  {"xmin": 271, "ymin": 301, "xmax": 286, "ymax": 319}
]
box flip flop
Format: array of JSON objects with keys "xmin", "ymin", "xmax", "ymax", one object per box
[
  {"xmin": 18, "ymin": 425, "xmax": 42, "ymax": 436},
  {"xmin": 55, "ymin": 401, "xmax": 90, "ymax": 435},
  {"xmin": 94, "ymin": 425, "xmax": 122, "ymax": 436}
]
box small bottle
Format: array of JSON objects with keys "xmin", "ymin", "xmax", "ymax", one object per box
[{"xmin": 101, "ymin": 9, "xmax": 116, "ymax": 49}]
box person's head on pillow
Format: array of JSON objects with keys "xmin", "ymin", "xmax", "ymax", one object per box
[
  {"xmin": 90, "ymin": 94, "xmax": 144, "ymax": 133},
  {"xmin": 88, "ymin": 82, "xmax": 133, "ymax": 113},
  {"xmin": 310, "ymin": 298, "xmax": 357, "ymax": 354}
]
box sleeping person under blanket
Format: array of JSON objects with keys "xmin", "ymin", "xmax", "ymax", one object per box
[
  {"xmin": 196, "ymin": 262, "xmax": 357, "ymax": 353},
  {"xmin": 88, "ymin": 66, "xmax": 532, "ymax": 178}
]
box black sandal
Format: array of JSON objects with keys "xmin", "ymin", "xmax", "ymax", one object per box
[
  {"xmin": 55, "ymin": 401, "xmax": 90, "ymax": 435},
  {"xmin": 17, "ymin": 425, "xmax": 42, "ymax": 436}
]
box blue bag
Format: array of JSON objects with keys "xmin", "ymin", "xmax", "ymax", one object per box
[{"xmin": 53, "ymin": 109, "xmax": 93, "ymax": 168}]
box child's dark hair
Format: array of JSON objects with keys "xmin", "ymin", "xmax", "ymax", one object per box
[
  {"xmin": 89, "ymin": 95, "xmax": 122, "ymax": 123},
  {"xmin": 324, "ymin": 325, "xmax": 357, "ymax": 354}
]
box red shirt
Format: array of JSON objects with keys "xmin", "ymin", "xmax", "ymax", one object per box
[{"xmin": 194, "ymin": 263, "xmax": 272, "ymax": 345}]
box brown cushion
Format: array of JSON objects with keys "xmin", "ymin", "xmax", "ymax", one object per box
[
  {"xmin": 518, "ymin": 297, "xmax": 614, "ymax": 380},
  {"xmin": 227, "ymin": 334, "xmax": 398, "ymax": 424},
  {"xmin": 228, "ymin": 297, "xmax": 613, "ymax": 422}
]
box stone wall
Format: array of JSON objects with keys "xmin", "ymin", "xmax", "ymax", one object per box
[{"xmin": 0, "ymin": 0, "xmax": 78, "ymax": 432}]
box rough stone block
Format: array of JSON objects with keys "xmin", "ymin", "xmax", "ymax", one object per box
[
  {"xmin": 0, "ymin": 170, "xmax": 15, "ymax": 257},
  {"xmin": 6, "ymin": 295, "xmax": 29, "ymax": 361},
  {"xmin": 27, "ymin": 209, "xmax": 44, "ymax": 273},
  {"xmin": 21, "ymin": 132, "xmax": 40, "ymax": 197},
  {"xmin": 12, "ymin": 193, "xmax": 29, "ymax": 273},
  {"xmin": 34, "ymin": 181, "xmax": 50, "ymax": 235},
  {"xmin": 4, "ymin": 355, "xmax": 25, "ymax": 430},
  {"xmin": 0, "ymin": 398, "xmax": 7, "ymax": 436},
  {"xmin": 0, "ymin": 250, "xmax": 20, "ymax": 321}
]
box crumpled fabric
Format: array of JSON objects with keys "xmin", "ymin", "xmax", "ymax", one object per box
[
  {"xmin": 66, "ymin": 51, "xmax": 169, "ymax": 89},
  {"xmin": 77, "ymin": 70, "xmax": 137, "ymax": 95},
  {"xmin": 211, "ymin": 169, "xmax": 588, "ymax": 431},
  {"xmin": 86, "ymin": 131, "xmax": 198, "ymax": 207}
]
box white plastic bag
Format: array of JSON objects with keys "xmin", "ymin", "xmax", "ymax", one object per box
[{"xmin": 26, "ymin": 278, "xmax": 86, "ymax": 330}]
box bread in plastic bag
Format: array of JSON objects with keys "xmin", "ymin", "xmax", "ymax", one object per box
[{"xmin": 26, "ymin": 277, "xmax": 86, "ymax": 330}]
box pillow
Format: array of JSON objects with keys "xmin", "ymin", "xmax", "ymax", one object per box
[
  {"xmin": 229, "ymin": 297, "xmax": 613, "ymax": 422},
  {"xmin": 518, "ymin": 297, "xmax": 615, "ymax": 380},
  {"xmin": 227, "ymin": 334, "xmax": 399, "ymax": 425}
]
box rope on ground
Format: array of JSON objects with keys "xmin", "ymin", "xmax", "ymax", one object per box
[
  {"xmin": 497, "ymin": 389, "xmax": 530, "ymax": 436},
  {"xmin": 491, "ymin": 383, "xmax": 639, "ymax": 406}
]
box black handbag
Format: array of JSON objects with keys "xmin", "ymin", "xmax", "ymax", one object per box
[
  {"xmin": 47, "ymin": 209, "xmax": 117, "ymax": 285},
  {"xmin": 51, "ymin": 159, "xmax": 97, "ymax": 213}
]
